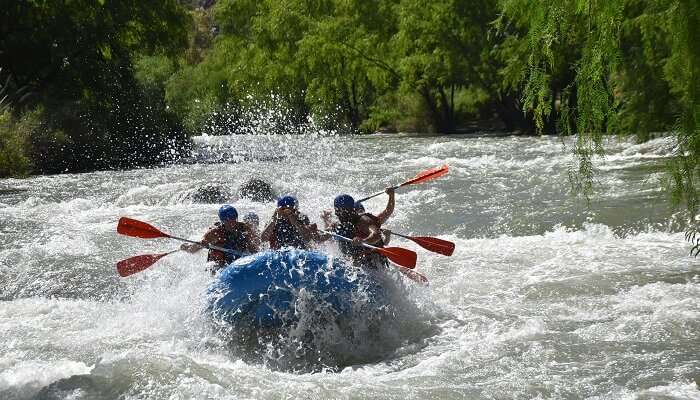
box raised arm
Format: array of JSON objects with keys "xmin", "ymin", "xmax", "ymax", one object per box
[{"xmin": 376, "ymin": 187, "xmax": 395, "ymax": 225}]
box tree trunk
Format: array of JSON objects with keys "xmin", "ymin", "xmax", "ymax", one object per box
[
  {"xmin": 494, "ymin": 93, "xmax": 535, "ymax": 133},
  {"xmin": 437, "ymin": 85, "xmax": 456, "ymax": 133}
]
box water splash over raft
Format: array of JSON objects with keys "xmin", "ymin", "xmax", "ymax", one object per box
[
  {"xmin": 206, "ymin": 249, "xmax": 430, "ymax": 370},
  {"xmin": 208, "ymin": 250, "xmax": 389, "ymax": 328}
]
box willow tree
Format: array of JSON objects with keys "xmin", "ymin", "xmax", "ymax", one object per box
[
  {"xmin": 165, "ymin": 0, "xmax": 316, "ymax": 133},
  {"xmin": 498, "ymin": 0, "xmax": 700, "ymax": 213},
  {"xmin": 0, "ymin": 0, "xmax": 190, "ymax": 173}
]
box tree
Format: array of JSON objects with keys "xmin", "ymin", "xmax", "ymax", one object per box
[
  {"xmin": 498, "ymin": 0, "xmax": 700, "ymax": 210},
  {"xmin": 0, "ymin": 0, "xmax": 190, "ymax": 172},
  {"xmin": 391, "ymin": 0, "xmax": 497, "ymax": 133}
]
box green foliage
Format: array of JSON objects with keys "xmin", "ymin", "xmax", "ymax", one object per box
[
  {"xmin": 389, "ymin": 0, "xmax": 499, "ymax": 132},
  {"xmin": 0, "ymin": 110, "xmax": 31, "ymax": 177},
  {"xmin": 135, "ymin": 55, "xmax": 177, "ymax": 97},
  {"xmin": 362, "ymin": 91, "xmax": 432, "ymax": 133},
  {"xmin": 0, "ymin": 0, "xmax": 191, "ymax": 173},
  {"xmin": 4, "ymin": 0, "xmax": 699, "ymax": 224},
  {"xmin": 668, "ymin": 0, "xmax": 700, "ymax": 214},
  {"xmin": 169, "ymin": 0, "xmax": 503, "ymax": 134},
  {"xmin": 498, "ymin": 0, "xmax": 700, "ymax": 211}
]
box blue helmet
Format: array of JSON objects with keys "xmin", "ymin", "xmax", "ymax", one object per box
[
  {"xmin": 354, "ymin": 201, "xmax": 365, "ymax": 213},
  {"xmin": 334, "ymin": 194, "xmax": 355, "ymax": 209},
  {"xmin": 218, "ymin": 205, "xmax": 238, "ymax": 222},
  {"xmin": 277, "ymin": 195, "xmax": 297, "ymax": 208}
]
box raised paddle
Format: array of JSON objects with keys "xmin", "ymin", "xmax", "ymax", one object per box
[
  {"xmin": 319, "ymin": 229, "xmax": 417, "ymax": 269},
  {"xmin": 383, "ymin": 230, "xmax": 455, "ymax": 256},
  {"xmin": 116, "ymin": 250, "xmax": 179, "ymax": 277},
  {"xmin": 357, "ymin": 164, "xmax": 449, "ymax": 203}
]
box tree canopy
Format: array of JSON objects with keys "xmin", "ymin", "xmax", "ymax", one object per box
[{"xmin": 0, "ymin": 0, "xmax": 190, "ymax": 173}]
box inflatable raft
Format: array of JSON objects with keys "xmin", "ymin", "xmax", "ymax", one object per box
[{"xmin": 207, "ymin": 249, "xmax": 387, "ymax": 328}]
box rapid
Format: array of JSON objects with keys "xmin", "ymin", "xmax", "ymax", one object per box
[{"xmin": 1, "ymin": 132, "xmax": 699, "ymax": 399}]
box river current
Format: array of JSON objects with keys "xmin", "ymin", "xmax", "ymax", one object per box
[{"xmin": 1, "ymin": 133, "xmax": 698, "ymax": 399}]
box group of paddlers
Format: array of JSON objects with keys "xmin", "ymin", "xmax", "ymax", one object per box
[{"xmin": 180, "ymin": 188, "xmax": 396, "ymax": 272}]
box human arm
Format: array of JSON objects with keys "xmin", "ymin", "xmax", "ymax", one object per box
[
  {"xmin": 382, "ymin": 229, "xmax": 392, "ymax": 245},
  {"xmin": 260, "ymin": 212, "xmax": 277, "ymax": 245},
  {"xmin": 315, "ymin": 210, "xmax": 335, "ymax": 242},
  {"xmin": 284, "ymin": 210, "xmax": 313, "ymax": 241},
  {"xmin": 376, "ymin": 187, "xmax": 395, "ymax": 225},
  {"xmin": 244, "ymin": 225, "xmax": 260, "ymax": 253},
  {"xmin": 321, "ymin": 210, "xmax": 335, "ymax": 229},
  {"xmin": 180, "ymin": 228, "xmax": 219, "ymax": 253}
]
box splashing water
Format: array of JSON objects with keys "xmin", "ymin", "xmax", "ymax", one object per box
[{"xmin": 1, "ymin": 131, "xmax": 699, "ymax": 399}]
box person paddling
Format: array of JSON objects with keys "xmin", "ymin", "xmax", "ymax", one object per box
[
  {"xmin": 181, "ymin": 205, "xmax": 259, "ymax": 272},
  {"xmin": 261, "ymin": 195, "xmax": 316, "ymax": 250},
  {"xmin": 321, "ymin": 188, "xmax": 395, "ymax": 268},
  {"xmin": 355, "ymin": 187, "xmax": 395, "ymax": 225},
  {"xmin": 354, "ymin": 195, "xmax": 393, "ymax": 245}
]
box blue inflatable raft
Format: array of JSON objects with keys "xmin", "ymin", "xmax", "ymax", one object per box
[{"xmin": 207, "ymin": 249, "xmax": 387, "ymax": 328}]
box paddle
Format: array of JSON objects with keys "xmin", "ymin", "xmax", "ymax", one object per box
[
  {"xmin": 116, "ymin": 250, "xmax": 179, "ymax": 277},
  {"xmin": 357, "ymin": 164, "xmax": 449, "ymax": 203},
  {"xmin": 116, "ymin": 217, "xmax": 248, "ymax": 277},
  {"xmin": 321, "ymin": 230, "xmax": 427, "ymax": 284},
  {"xmin": 118, "ymin": 217, "xmax": 186, "ymax": 241},
  {"xmin": 117, "ymin": 217, "xmax": 242, "ymax": 254},
  {"xmin": 319, "ymin": 229, "xmax": 417, "ymax": 269},
  {"xmin": 383, "ymin": 230, "xmax": 455, "ymax": 256}
]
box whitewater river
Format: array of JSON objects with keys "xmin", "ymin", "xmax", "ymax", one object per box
[{"xmin": 1, "ymin": 133, "xmax": 699, "ymax": 399}]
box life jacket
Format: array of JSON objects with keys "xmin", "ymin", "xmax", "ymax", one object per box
[
  {"xmin": 334, "ymin": 213, "xmax": 387, "ymax": 268},
  {"xmin": 358, "ymin": 213, "xmax": 386, "ymax": 248},
  {"xmin": 271, "ymin": 212, "xmax": 310, "ymax": 250},
  {"xmin": 334, "ymin": 215, "xmax": 361, "ymax": 258},
  {"xmin": 207, "ymin": 222, "xmax": 250, "ymax": 266}
]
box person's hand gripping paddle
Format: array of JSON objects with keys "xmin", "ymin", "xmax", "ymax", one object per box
[
  {"xmin": 115, "ymin": 217, "xmax": 245, "ymax": 277},
  {"xmin": 356, "ymin": 164, "xmax": 449, "ymax": 203},
  {"xmin": 319, "ymin": 229, "xmax": 427, "ymax": 285}
]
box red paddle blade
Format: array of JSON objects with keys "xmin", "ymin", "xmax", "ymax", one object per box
[
  {"xmin": 410, "ymin": 236, "xmax": 455, "ymax": 256},
  {"xmin": 398, "ymin": 266, "xmax": 429, "ymax": 285},
  {"xmin": 116, "ymin": 251, "xmax": 176, "ymax": 277},
  {"xmin": 400, "ymin": 164, "xmax": 449, "ymax": 187},
  {"xmin": 376, "ymin": 246, "xmax": 417, "ymax": 269},
  {"xmin": 117, "ymin": 217, "xmax": 169, "ymax": 239}
]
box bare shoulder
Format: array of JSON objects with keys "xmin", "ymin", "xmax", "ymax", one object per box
[
  {"xmin": 204, "ymin": 225, "xmax": 223, "ymax": 240},
  {"xmin": 358, "ymin": 215, "xmax": 378, "ymax": 227}
]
